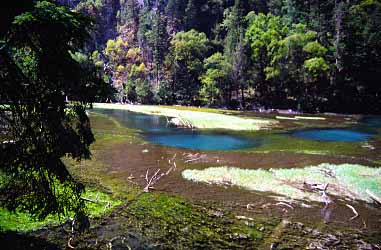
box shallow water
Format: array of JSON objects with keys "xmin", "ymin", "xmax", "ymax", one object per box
[
  {"xmin": 95, "ymin": 108, "xmax": 261, "ymax": 150},
  {"xmin": 87, "ymin": 111, "xmax": 381, "ymax": 233},
  {"xmin": 145, "ymin": 132, "xmax": 261, "ymax": 150},
  {"xmin": 95, "ymin": 108, "xmax": 380, "ymax": 149},
  {"xmin": 290, "ymin": 116, "xmax": 381, "ymax": 142},
  {"xmin": 291, "ymin": 129, "xmax": 373, "ymax": 142}
]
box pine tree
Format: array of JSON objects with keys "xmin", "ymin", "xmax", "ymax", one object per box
[
  {"xmin": 223, "ymin": 0, "xmax": 246, "ymax": 106},
  {"xmin": 152, "ymin": 0, "xmax": 168, "ymax": 90}
]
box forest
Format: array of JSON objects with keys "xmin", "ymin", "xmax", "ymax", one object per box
[
  {"xmin": 60, "ymin": 0, "xmax": 381, "ymax": 113},
  {"xmin": 1, "ymin": 1, "xmax": 381, "ymax": 249}
]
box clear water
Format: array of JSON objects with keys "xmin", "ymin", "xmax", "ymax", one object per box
[
  {"xmin": 146, "ymin": 132, "xmax": 261, "ymax": 150},
  {"xmin": 362, "ymin": 117, "xmax": 381, "ymax": 128},
  {"xmin": 291, "ymin": 116, "xmax": 380, "ymax": 142},
  {"xmin": 95, "ymin": 108, "xmax": 379, "ymax": 147},
  {"xmin": 291, "ymin": 129, "xmax": 373, "ymax": 142},
  {"xmin": 95, "ymin": 108, "xmax": 261, "ymax": 150}
]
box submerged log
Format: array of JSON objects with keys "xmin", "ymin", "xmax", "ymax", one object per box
[{"xmin": 168, "ymin": 117, "xmax": 193, "ymax": 128}]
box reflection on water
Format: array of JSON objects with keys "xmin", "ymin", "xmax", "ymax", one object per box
[
  {"xmin": 95, "ymin": 108, "xmax": 380, "ymax": 148},
  {"xmin": 94, "ymin": 108, "xmax": 261, "ymax": 150}
]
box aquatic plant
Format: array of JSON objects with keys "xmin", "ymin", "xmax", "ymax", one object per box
[{"xmin": 182, "ymin": 164, "xmax": 381, "ymax": 203}]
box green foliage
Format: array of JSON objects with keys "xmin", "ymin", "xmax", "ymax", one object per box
[
  {"xmin": 77, "ymin": 0, "xmax": 104, "ymax": 10},
  {"xmin": 246, "ymin": 12, "xmax": 329, "ymax": 111},
  {"xmin": 246, "ymin": 13, "xmax": 288, "ymax": 62},
  {"xmin": 62, "ymin": 0, "xmax": 381, "ymax": 112},
  {"xmin": 103, "ymin": 36, "xmax": 147, "ymax": 102},
  {"xmin": 165, "ymin": 29, "xmax": 209, "ymax": 104},
  {"xmin": 304, "ymin": 57, "xmax": 329, "ymax": 77},
  {"xmin": 0, "ymin": 1, "xmax": 109, "ymax": 230},
  {"xmin": 71, "ymin": 51, "xmax": 89, "ymax": 64},
  {"xmin": 136, "ymin": 79, "xmax": 154, "ymax": 103},
  {"xmin": 199, "ymin": 53, "xmax": 230, "ymax": 104},
  {"xmin": 303, "ymin": 41, "xmax": 327, "ymax": 57},
  {"xmin": 0, "ymin": 189, "xmax": 121, "ymax": 232},
  {"xmin": 105, "ymin": 37, "xmax": 129, "ymax": 65}
]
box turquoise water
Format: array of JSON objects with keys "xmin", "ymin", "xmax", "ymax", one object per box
[
  {"xmin": 94, "ymin": 109, "xmax": 261, "ymax": 150},
  {"xmin": 95, "ymin": 109, "xmax": 378, "ymax": 149},
  {"xmin": 291, "ymin": 117, "xmax": 379, "ymax": 142},
  {"xmin": 291, "ymin": 129, "xmax": 373, "ymax": 142},
  {"xmin": 146, "ymin": 133, "xmax": 261, "ymax": 150}
]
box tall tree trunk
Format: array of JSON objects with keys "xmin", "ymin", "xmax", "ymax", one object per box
[
  {"xmin": 240, "ymin": 82, "xmax": 245, "ymax": 108},
  {"xmin": 334, "ymin": 0, "xmax": 344, "ymax": 73}
]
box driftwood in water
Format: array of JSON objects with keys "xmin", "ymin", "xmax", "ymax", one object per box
[
  {"xmin": 168, "ymin": 116, "xmax": 194, "ymax": 128},
  {"xmin": 143, "ymin": 154, "xmax": 177, "ymax": 192}
]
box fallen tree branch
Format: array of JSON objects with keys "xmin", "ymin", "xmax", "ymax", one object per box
[
  {"xmin": 103, "ymin": 202, "xmax": 111, "ymax": 214},
  {"xmin": 246, "ymin": 203, "xmax": 255, "ymax": 210},
  {"xmin": 143, "ymin": 160, "xmax": 176, "ymax": 192},
  {"xmin": 345, "ymin": 204, "xmax": 359, "ymax": 221},
  {"xmin": 185, "ymin": 157, "xmax": 202, "ymax": 163},
  {"xmin": 80, "ymin": 197, "xmax": 99, "ymax": 203},
  {"xmin": 275, "ymin": 202, "xmax": 294, "ymax": 210},
  {"xmin": 108, "ymin": 236, "xmax": 131, "ymax": 250},
  {"xmin": 68, "ymin": 237, "xmax": 75, "ymax": 249},
  {"xmin": 366, "ymin": 189, "xmax": 381, "ymax": 205}
]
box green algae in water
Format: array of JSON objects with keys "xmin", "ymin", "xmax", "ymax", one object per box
[
  {"xmin": 126, "ymin": 192, "xmax": 269, "ymax": 249},
  {"xmin": 182, "ymin": 164, "xmax": 381, "ymax": 203}
]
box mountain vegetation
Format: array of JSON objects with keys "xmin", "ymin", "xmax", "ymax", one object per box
[
  {"xmin": 60, "ymin": 0, "xmax": 381, "ymax": 113},
  {"xmin": 0, "ymin": 1, "xmax": 111, "ymax": 229}
]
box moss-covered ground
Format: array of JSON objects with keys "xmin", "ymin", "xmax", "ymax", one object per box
[{"xmin": 0, "ymin": 189, "xmax": 122, "ymax": 232}]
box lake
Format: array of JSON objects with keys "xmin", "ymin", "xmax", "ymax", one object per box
[{"xmin": 95, "ymin": 108, "xmax": 379, "ymax": 150}]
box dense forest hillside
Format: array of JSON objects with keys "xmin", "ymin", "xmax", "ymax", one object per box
[{"xmin": 58, "ymin": 0, "xmax": 381, "ymax": 113}]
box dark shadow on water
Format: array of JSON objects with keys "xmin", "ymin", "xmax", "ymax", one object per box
[{"xmin": 361, "ymin": 116, "xmax": 381, "ymax": 128}]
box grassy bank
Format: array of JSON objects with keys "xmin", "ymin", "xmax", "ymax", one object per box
[{"xmin": 93, "ymin": 103, "xmax": 278, "ymax": 131}]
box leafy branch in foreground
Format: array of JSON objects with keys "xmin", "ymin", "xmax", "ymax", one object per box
[{"xmin": 0, "ymin": 1, "xmax": 111, "ymax": 231}]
